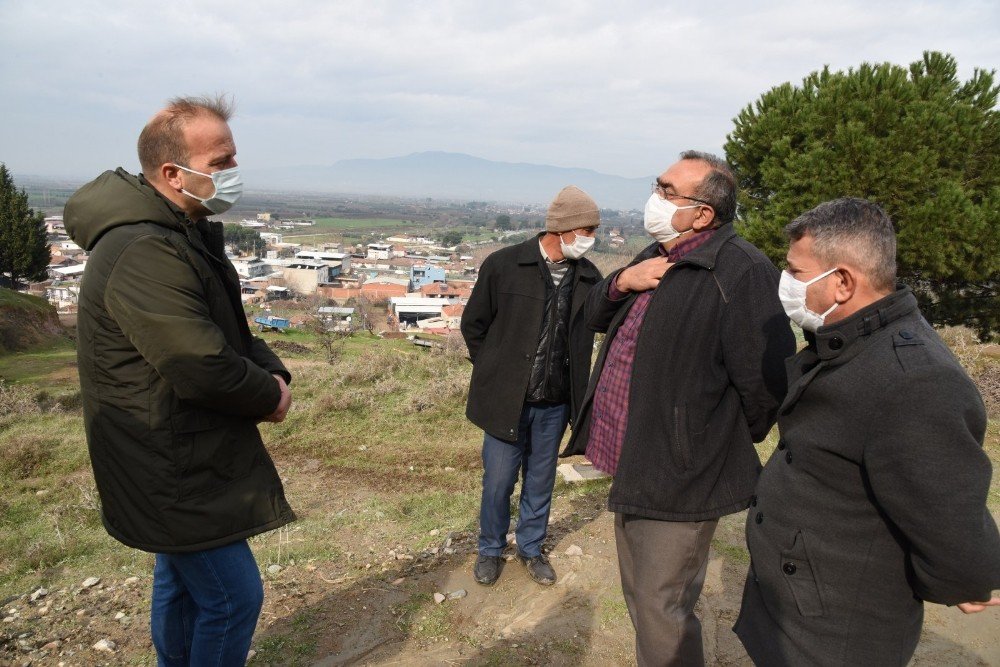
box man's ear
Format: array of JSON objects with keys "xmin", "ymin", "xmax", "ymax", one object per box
[
  {"xmin": 833, "ymin": 266, "xmax": 857, "ymax": 304},
  {"xmin": 160, "ymin": 163, "xmax": 183, "ymax": 191},
  {"xmin": 692, "ymin": 205, "xmax": 716, "ymax": 231}
]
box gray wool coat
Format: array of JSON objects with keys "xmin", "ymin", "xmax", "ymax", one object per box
[{"xmin": 735, "ymin": 288, "xmax": 1000, "ymax": 666}]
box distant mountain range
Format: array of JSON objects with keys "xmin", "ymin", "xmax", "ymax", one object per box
[{"xmin": 244, "ymin": 151, "xmax": 651, "ymax": 210}]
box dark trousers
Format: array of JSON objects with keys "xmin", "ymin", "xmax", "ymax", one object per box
[{"xmin": 615, "ymin": 513, "xmax": 719, "ymax": 667}]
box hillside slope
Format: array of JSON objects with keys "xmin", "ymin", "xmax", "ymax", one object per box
[{"xmin": 0, "ymin": 288, "xmax": 65, "ymax": 354}]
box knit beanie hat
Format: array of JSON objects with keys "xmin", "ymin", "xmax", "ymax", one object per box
[{"xmin": 546, "ymin": 185, "xmax": 601, "ymax": 233}]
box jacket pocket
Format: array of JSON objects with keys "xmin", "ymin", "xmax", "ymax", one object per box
[
  {"xmin": 672, "ymin": 405, "xmax": 708, "ymax": 471},
  {"xmin": 780, "ymin": 530, "xmax": 825, "ymax": 617},
  {"xmin": 171, "ymin": 409, "xmax": 259, "ymax": 501}
]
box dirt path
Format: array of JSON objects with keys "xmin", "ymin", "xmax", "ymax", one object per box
[
  {"xmin": 259, "ymin": 500, "xmax": 1000, "ymax": 666},
  {"xmin": 5, "ymin": 491, "xmax": 997, "ymax": 665}
]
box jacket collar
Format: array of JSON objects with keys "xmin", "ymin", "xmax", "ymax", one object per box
[
  {"xmin": 811, "ymin": 286, "xmax": 919, "ymax": 361},
  {"xmin": 780, "ymin": 287, "xmax": 919, "ymax": 414},
  {"xmin": 634, "ymin": 223, "xmax": 737, "ymax": 269}
]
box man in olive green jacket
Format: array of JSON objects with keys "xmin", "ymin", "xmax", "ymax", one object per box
[{"xmin": 65, "ymin": 96, "xmax": 294, "ymax": 666}]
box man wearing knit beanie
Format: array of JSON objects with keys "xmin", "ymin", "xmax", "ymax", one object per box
[{"xmin": 461, "ymin": 186, "xmax": 603, "ymax": 586}]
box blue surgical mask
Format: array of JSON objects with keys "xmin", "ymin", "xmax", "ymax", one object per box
[{"xmin": 174, "ymin": 164, "xmax": 243, "ymax": 214}]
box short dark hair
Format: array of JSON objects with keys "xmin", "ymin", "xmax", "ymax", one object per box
[
  {"xmin": 679, "ymin": 150, "xmax": 737, "ymax": 224},
  {"xmin": 137, "ymin": 94, "xmax": 234, "ymax": 177},
  {"xmin": 785, "ymin": 198, "xmax": 897, "ymax": 292}
]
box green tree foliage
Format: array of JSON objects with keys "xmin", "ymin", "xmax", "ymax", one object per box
[
  {"xmin": 495, "ymin": 214, "xmax": 512, "ymax": 231},
  {"xmin": 0, "ymin": 164, "xmax": 49, "ymax": 287},
  {"xmin": 726, "ymin": 52, "xmax": 1000, "ymax": 337},
  {"xmin": 223, "ymin": 224, "xmax": 265, "ymax": 256},
  {"xmin": 439, "ymin": 231, "xmax": 463, "ymax": 247}
]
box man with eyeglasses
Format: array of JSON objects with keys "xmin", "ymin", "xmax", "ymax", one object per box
[
  {"xmin": 561, "ymin": 151, "xmax": 795, "ymax": 665},
  {"xmin": 462, "ymin": 186, "xmax": 603, "ymax": 587}
]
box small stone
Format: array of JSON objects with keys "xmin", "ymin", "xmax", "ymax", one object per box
[
  {"xmin": 433, "ymin": 592, "xmax": 446, "ymax": 604},
  {"xmin": 266, "ymin": 564, "xmax": 282, "ymax": 575},
  {"xmin": 114, "ymin": 612, "xmax": 126, "ymax": 620},
  {"xmin": 564, "ymin": 544, "xmax": 584, "ymax": 557},
  {"xmin": 443, "ymin": 548, "xmax": 455, "ymax": 555},
  {"xmin": 81, "ymin": 577, "xmax": 100, "ymax": 589},
  {"xmin": 30, "ymin": 588, "xmax": 48, "ymax": 602},
  {"xmin": 506, "ymin": 532, "xmax": 516, "ymax": 544},
  {"xmin": 444, "ymin": 537, "xmax": 452, "ymax": 548},
  {"xmin": 3, "ymin": 616, "xmax": 15, "ymax": 623},
  {"xmin": 37, "ymin": 607, "xmax": 49, "ymax": 616},
  {"xmin": 357, "ymin": 445, "xmax": 368, "ymax": 451},
  {"xmin": 391, "ymin": 578, "xmax": 406, "ymax": 586},
  {"xmin": 41, "ymin": 640, "xmax": 62, "ymax": 651},
  {"xmin": 124, "ymin": 576, "xmax": 139, "ymax": 585},
  {"xmin": 36, "ymin": 489, "xmax": 49, "ymax": 496},
  {"xmin": 444, "ymin": 466, "xmax": 455, "ymax": 472},
  {"xmin": 446, "ymin": 589, "xmax": 467, "ymax": 600},
  {"xmin": 408, "ymin": 465, "xmax": 414, "ymax": 471},
  {"xmin": 93, "ymin": 638, "xmax": 116, "ymax": 652},
  {"xmin": 429, "ymin": 529, "xmax": 440, "ymax": 536},
  {"xmin": 76, "ymin": 610, "xmax": 86, "ymax": 617},
  {"xmin": 247, "ymin": 649, "xmax": 257, "ymax": 661}
]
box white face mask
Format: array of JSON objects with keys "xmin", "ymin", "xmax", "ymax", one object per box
[
  {"xmin": 778, "ymin": 267, "xmax": 839, "ymax": 332},
  {"xmin": 174, "ymin": 164, "xmax": 243, "ymax": 214},
  {"xmin": 643, "ymin": 193, "xmax": 699, "ymax": 244},
  {"xmin": 559, "ymin": 232, "xmax": 595, "ymax": 260}
]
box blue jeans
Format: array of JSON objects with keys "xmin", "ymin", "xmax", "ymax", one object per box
[
  {"xmin": 151, "ymin": 540, "xmax": 264, "ymax": 667},
  {"xmin": 478, "ymin": 401, "xmax": 569, "ymax": 558}
]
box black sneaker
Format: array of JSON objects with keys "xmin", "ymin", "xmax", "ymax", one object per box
[
  {"xmin": 519, "ymin": 553, "xmax": 556, "ymax": 586},
  {"xmin": 474, "ymin": 555, "xmax": 504, "ymax": 585}
]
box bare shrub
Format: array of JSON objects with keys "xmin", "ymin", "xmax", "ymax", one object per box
[
  {"xmin": 937, "ymin": 326, "xmax": 999, "ymax": 417},
  {"xmin": 0, "ymin": 379, "xmax": 40, "ymax": 417},
  {"xmin": 0, "ymin": 434, "xmax": 54, "ymax": 479}
]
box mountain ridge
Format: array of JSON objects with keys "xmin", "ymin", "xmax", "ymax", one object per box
[{"xmin": 245, "ymin": 151, "xmax": 651, "ymax": 209}]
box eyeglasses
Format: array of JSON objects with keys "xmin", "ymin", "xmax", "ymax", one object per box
[{"xmin": 651, "ymin": 182, "xmax": 712, "ymax": 206}]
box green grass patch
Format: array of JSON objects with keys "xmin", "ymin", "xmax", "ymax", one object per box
[
  {"xmin": 392, "ymin": 591, "xmax": 452, "ymax": 641},
  {"xmin": 711, "ymin": 538, "xmax": 751, "ymax": 565},
  {"xmin": 0, "ymin": 339, "xmax": 77, "ymax": 386},
  {"xmin": 0, "ymin": 288, "xmax": 53, "ymax": 313},
  {"xmin": 599, "ymin": 591, "xmax": 629, "ymax": 627}
]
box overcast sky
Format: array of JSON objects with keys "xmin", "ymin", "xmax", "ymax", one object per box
[{"xmin": 2, "ymin": 0, "xmax": 997, "ymax": 182}]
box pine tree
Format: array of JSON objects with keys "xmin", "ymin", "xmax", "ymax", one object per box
[
  {"xmin": 725, "ymin": 52, "xmax": 1000, "ymax": 338},
  {"xmin": 0, "ymin": 164, "xmax": 50, "ymax": 288}
]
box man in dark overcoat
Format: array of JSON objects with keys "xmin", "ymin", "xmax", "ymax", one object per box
[
  {"xmin": 461, "ymin": 186, "xmax": 602, "ymax": 586},
  {"xmin": 735, "ymin": 197, "xmax": 1000, "ymax": 665},
  {"xmin": 561, "ymin": 151, "xmax": 796, "ymax": 665}
]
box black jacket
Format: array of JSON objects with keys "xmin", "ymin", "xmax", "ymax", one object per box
[
  {"xmin": 735, "ymin": 288, "xmax": 1000, "ymax": 666},
  {"xmin": 562, "ymin": 226, "xmax": 795, "ymax": 521},
  {"xmin": 65, "ymin": 170, "xmax": 295, "ymax": 553},
  {"xmin": 461, "ymin": 235, "xmax": 602, "ymax": 441}
]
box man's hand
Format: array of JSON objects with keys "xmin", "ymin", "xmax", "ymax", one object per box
[
  {"xmin": 957, "ymin": 597, "xmax": 1000, "ymax": 614},
  {"xmin": 262, "ymin": 374, "xmax": 292, "ymax": 423},
  {"xmin": 616, "ymin": 257, "xmax": 674, "ymax": 293}
]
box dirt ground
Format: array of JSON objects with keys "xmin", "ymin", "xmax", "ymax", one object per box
[
  {"xmin": 294, "ymin": 505, "xmax": 1000, "ymax": 666},
  {"xmin": 3, "ymin": 465, "xmax": 998, "ymax": 666}
]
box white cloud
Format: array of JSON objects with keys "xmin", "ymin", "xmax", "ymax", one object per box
[{"xmin": 1, "ymin": 0, "xmax": 997, "ymax": 179}]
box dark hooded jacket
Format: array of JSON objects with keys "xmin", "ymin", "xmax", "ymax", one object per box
[{"xmin": 65, "ymin": 168, "xmax": 295, "ymax": 553}]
